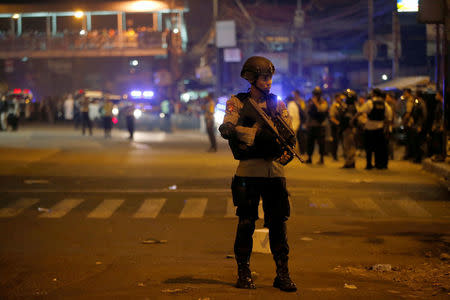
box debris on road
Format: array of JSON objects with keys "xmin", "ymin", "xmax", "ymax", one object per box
[
  {"xmin": 226, "ymin": 254, "xmax": 235, "ymax": 259},
  {"xmin": 95, "ymin": 261, "xmax": 102, "ymax": 265},
  {"xmin": 168, "ymin": 185, "xmax": 177, "ymax": 190},
  {"xmin": 37, "ymin": 207, "xmax": 51, "ymax": 213},
  {"xmin": 142, "ymin": 238, "xmax": 168, "ymax": 244},
  {"xmin": 138, "ymin": 282, "xmax": 145, "ymax": 287},
  {"xmin": 440, "ymin": 253, "xmax": 450, "ymax": 261},
  {"xmin": 52, "ymin": 278, "xmax": 57, "ymax": 282},
  {"xmin": 344, "ymin": 283, "xmax": 357, "ymax": 289},
  {"xmin": 370, "ymin": 264, "xmax": 392, "ymax": 272},
  {"xmin": 300, "ymin": 237, "xmax": 313, "ymax": 241},
  {"xmin": 161, "ymin": 287, "xmax": 189, "ymax": 294}
]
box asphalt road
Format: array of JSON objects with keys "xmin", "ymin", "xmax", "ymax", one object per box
[{"xmin": 0, "ymin": 126, "xmax": 449, "ymax": 299}]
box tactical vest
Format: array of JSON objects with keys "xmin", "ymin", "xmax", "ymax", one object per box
[
  {"xmin": 341, "ymin": 104, "xmax": 357, "ymax": 130},
  {"xmin": 368, "ymin": 99, "xmax": 385, "ymax": 121},
  {"xmin": 411, "ymin": 99, "xmax": 424, "ymax": 123},
  {"xmin": 228, "ymin": 92, "xmax": 283, "ymax": 160}
]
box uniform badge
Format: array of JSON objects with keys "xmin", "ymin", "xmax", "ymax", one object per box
[{"xmin": 226, "ymin": 102, "xmax": 236, "ymax": 114}]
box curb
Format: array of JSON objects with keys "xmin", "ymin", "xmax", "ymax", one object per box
[{"xmin": 422, "ymin": 158, "xmax": 450, "ymax": 189}]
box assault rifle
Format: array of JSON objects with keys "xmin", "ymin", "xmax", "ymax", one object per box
[{"xmin": 246, "ymin": 97, "xmax": 305, "ymax": 163}]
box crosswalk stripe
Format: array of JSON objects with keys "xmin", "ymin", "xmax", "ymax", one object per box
[
  {"xmin": 225, "ymin": 198, "xmax": 236, "ymax": 218},
  {"xmin": 133, "ymin": 198, "xmax": 166, "ymax": 218},
  {"xmin": 179, "ymin": 198, "xmax": 208, "ymax": 218},
  {"xmin": 39, "ymin": 198, "xmax": 84, "ymax": 218},
  {"xmin": 87, "ymin": 199, "xmax": 125, "ymax": 219},
  {"xmin": 309, "ymin": 197, "xmax": 336, "ymax": 209},
  {"xmin": 0, "ymin": 198, "xmax": 39, "ymax": 217},
  {"xmin": 396, "ymin": 198, "xmax": 431, "ymax": 217},
  {"xmin": 352, "ymin": 198, "xmax": 386, "ymax": 216}
]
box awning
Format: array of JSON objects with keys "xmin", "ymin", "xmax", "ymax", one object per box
[{"xmin": 375, "ymin": 76, "xmax": 432, "ymax": 91}]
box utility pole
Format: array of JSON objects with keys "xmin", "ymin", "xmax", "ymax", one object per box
[
  {"xmin": 213, "ymin": 0, "xmax": 221, "ymax": 98},
  {"xmin": 392, "ymin": 0, "xmax": 400, "ymax": 79},
  {"xmin": 293, "ymin": 0, "xmax": 305, "ymax": 78},
  {"xmin": 368, "ymin": 0, "xmax": 374, "ymax": 89}
]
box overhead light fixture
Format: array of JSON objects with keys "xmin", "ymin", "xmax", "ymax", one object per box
[
  {"xmin": 12, "ymin": 14, "xmax": 20, "ymax": 19},
  {"xmin": 74, "ymin": 11, "xmax": 84, "ymax": 19}
]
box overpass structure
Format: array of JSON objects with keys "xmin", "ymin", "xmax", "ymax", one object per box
[{"xmin": 0, "ymin": 1, "xmax": 188, "ymax": 58}]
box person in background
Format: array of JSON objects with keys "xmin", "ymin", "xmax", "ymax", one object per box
[
  {"xmin": 401, "ymin": 88, "xmax": 415, "ymax": 160},
  {"xmin": 80, "ymin": 92, "xmax": 93, "ymax": 136},
  {"xmin": 358, "ymin": 89, "xmax": 392, "ymax": 170},
  {"xmin": 102, "ymin": 97, "xmax": 114, "ymax": 138},
  {"xmin": 385, "ymin": 92, "xmax": 398, "ymax": 160},
  {"xmin": 287, "ymin": 90, "xmax": 307, "ymax": 154},
  {"xmin": 125, "ymin": 101, "xmax": 135, "ymax": 140},
  {"xmin": 340, "ymin": 89, "xmax": 358, "ymax": 168},
  {"xmin": 306, "ymin": 86, "xmax": 329, "ymax": 164},
  {"xmin": 409, "ymin": 90, "xmax": 427, "ymax": 163},
  {"xmin": 0, "ymin": 95, "xmax": 7, "ymax": 130},
  {"xmin": 430, "ymin": 91, "xmax": 445, "ymax": 162},
  {"xmin": 202, "ymin": 93, "xmax": 217, "ymax": 152},
  {"xmin": 329, "ymin": 93, "xmax": 345, "ymax": 161}
]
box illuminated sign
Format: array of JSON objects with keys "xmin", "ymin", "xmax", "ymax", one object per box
[{"xmin": 397, "ymin": 0, "xmax": 418, "ymax": 12}]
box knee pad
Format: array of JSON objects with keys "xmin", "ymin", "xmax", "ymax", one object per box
[{"xmin": 238, "ymin": 218, "xmax": 255, "ymax": 234}]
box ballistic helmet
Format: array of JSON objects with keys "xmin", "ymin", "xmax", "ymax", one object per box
[
  {"xmin": 312, "ymin": 86, "xmax": 322, "ymax": 97},
  {"xmin": 343, "ymin": 89, "xmax": 357, "ymax": 105},
  {"xmin": 240, "ymin": 56, "xmax": 275, "ymax": 84}
]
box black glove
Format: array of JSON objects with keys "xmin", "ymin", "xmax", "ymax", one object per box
[{"xmin": 219, "ymin": 122, "xmax": 236, "ymax": 140}]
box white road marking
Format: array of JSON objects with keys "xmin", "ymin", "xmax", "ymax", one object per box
[
  {"xmin": 309, "ymin": 197, "xmax": 336, "ymax": 209},
  {"xmin": 352, "ymin": 198, "xmax": 386, "ymax": 216},
  {"xmin": 87, "ymin": 199, "xmax": 125, "ymax": 219},
  {"xmin": 0, "ymin": 198, "xmax": 39, "ymax": 217},
  {"xmin": 133, "ymin": 198, "xmax": 166, "ymax": 219},
  {"xmin": 39, "ymin": 198, "xmax": 84, "ymax": 218},
  {"xmin": 179, "ymin": 198, "xmax": 208, "ymax": 218},
  {"xmin": 396, "ymin": 198, "xmax": 431, "ymax": 217},
  {"xmin": 225, "ymin": 197, "xmax": 236, "ymax": 218}
]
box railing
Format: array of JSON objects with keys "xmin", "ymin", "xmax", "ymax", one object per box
[{"xmin": 0, "ymin": 30, "xmax": 167, "ymax": 52}]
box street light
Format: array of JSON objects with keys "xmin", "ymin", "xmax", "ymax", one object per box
[{"xmin": 74, "ymin": 11, "xmax": 84, "ymax": 19}]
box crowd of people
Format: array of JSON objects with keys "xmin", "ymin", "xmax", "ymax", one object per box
[
  {"xmin": 0, "ymin": 27, "xmax": 165, "ymax": 51},
  {"xmin": 285, "ymin": 86, "xmax": 446, "ymax": 169}
]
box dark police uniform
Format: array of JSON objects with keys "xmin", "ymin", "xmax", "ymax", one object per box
[{"xmin": 220, "ymin": 91, "xmax": 296, "ymax": 292}]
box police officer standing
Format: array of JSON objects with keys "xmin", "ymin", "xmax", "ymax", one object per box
[
  {"xmin": 401, "ymin": 88, "xmax": 414, "ymax": 160},
  {"xmin": 329, "ymin": 93, "xmax": 345, "ymax": 161},
  {"xmin": 409, "ymin": 91, "xmax": 427, "ymax": 163},
  {"xmin": 219, "ymin": 56, "xmax": 297, "ymax": 292},
  {"xmin": 202, "ymin": 93, "xmax": 217, "ymax": 152},
  {"xmin": 80, "ymin": 92, "xmax": 93, "ymax": 136},
  {"xmin": 358, "ymin": 89, "xmax": 392, "ymax": 169},
  {"xmin": 125, "ymin": 101, "xmax": 135, "ymax": 140},
  {"xmin": 306, "ymin": 86, "xmax": 328, "ymax": 164},
  {"xmin": 341, "ymin": 89, "xmax": 358, "ymax": 168},
  {"xmin": 287, "ymin": 90, "xmax": 307, "ymax": 154}
]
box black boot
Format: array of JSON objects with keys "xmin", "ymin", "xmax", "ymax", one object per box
[
  {"xmin": 236, "ymin": 261, "xmax": 256, "ymax": 289},
  {"xmin": 273, "ymin": 257, "xmax": 297, "ymax": 292}
]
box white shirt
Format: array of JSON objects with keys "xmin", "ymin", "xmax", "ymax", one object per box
[{"xmin": 359, "ymin": 98, "xmax": 392, "ymax": 130}]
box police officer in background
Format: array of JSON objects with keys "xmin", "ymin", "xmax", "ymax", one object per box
[
  {"xmin": 306, "ymin": 86, "xmax": 329, "ymax": 164},
  {"xmin": 409, "ymin": 90, "xmax": 427, "ymax": 163},
  {"xmin": 202, "ymin": 93, "xmax": 217, "ymax": 152},
  {"xmin": 329, "ymin": 93, "xmax": 345, "ymax": 161},
  {"xmin": 401, "ymin": 88, "xmax": 414, "ymax": 160},
  {"xmin": 219, "ymin": 56, "xmax": 297, "ymax": 292},
  {"xmin": 287, "ymin": 89, "xmax": 307, "ymax": 154},
  {"xmin": 125, "ymin": 101, "xmax": 135, "ymax": 140},
  {"xmin": 358, "ymin": 89, "xmax": 392, "ymax": 169},
  {"xmin": 80, "ymin": 92, "xmax": 93, "ymax": 136},
  {"xmin": 341, "ymin": 89, "xmax": 358, "ymax": 168}
]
